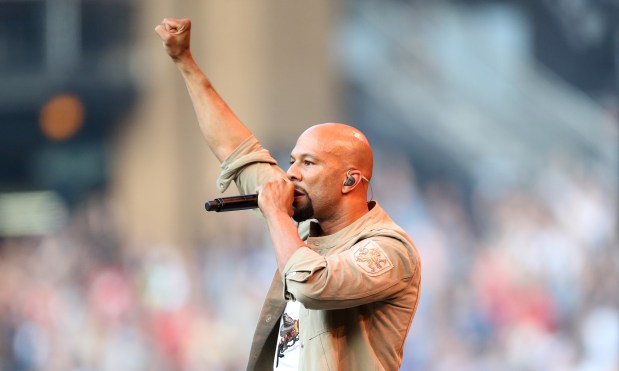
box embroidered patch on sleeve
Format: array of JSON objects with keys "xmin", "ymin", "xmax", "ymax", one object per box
[{"xmin": 352, "ymin": 240, "xmax": 394, "ymax": 276}]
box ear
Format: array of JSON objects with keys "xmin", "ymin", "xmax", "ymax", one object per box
[{"xmin": 342, "ymin": 170, "xmax": 360, "ymax": 194}]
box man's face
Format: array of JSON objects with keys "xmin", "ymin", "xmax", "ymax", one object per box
[{"xmin": 286, "ymin": 130, "xmax": 344, "ymax": 223}]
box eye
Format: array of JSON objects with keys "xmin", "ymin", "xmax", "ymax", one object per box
[{"xmin": 303, "ymin": 160, "xmax": 313, "ymax": 166}]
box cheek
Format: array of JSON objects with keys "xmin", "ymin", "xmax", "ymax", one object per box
[
  {"xmin": 302, "ymin": 166, "xmax": 342, "ymax": 195},
  {"xmin": 310, "ymin": 174, "xmax": 343, "ymax": 201}
]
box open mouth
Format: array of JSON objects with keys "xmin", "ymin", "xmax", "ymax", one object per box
[{"xmin": 293, "ymin": 188, "xmax": 306, "ymax": 201}]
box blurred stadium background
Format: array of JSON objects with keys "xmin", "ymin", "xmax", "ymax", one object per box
[{"xmin": 0, "ymin": 0, "xmax": 617, "ymax": 370}]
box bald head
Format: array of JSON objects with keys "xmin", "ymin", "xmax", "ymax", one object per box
[
  {"xmin": 296, "ymin": 123, "xmax": 373, "ymax": 180},
  {"xmin": 287, "ymin": 123, "xmax": 374, "ymax": 227}
]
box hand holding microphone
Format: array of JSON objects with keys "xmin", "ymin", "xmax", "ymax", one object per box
[
  {"xmin": 205, "ymin": 178, "xmax": 295, "ymax": 216},
  {"xmin": 256, "ymin": 178, "xmax": 295, "ymax": 218}
]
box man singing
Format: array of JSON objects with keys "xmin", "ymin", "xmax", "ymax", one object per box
[{"xmin": 155, "ymin": 18, "xmax": 422, "ymax": 371}]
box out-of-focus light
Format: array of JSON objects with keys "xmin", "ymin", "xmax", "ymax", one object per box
[
  {"xmin": 0, "ymin": 191, "xmax": 68, "ymax": 237},
  {"xmin": 39, "ymin": 94, "xmax": 85, "ymax": 141}
]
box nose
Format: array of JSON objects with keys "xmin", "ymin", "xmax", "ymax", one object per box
[{"xmin": 286, "ymin": 162, "xmax": 301, "ymax": 181}]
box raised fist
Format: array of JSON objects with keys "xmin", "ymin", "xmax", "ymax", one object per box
[{"xmin": 155, "ymin": 18, "xmax": 192, "ymax": 61}]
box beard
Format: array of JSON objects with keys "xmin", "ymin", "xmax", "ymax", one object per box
[{"xmin": 292, "ymin": 195, "xmax": 314, "ymax": 222}]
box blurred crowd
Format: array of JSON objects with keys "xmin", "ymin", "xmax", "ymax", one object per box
[
  {"xmin": 377, "ymin": 150, "xmax": 619, "ymax": 371},
  {"xmin": 0, "ymin": 147, "xmax": 617, "ymax": 371}
]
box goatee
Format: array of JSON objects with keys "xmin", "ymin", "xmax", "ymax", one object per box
[{"xmin": 292, "ymin": 199, "xmax": 314, "ymax": 222}]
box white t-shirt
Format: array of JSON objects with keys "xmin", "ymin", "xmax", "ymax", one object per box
[{"xmin": 273, "ymin": 300, "xmax": 301, "ymax": 370}]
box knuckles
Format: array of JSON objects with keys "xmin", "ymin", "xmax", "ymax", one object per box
[{"xmin": 260, "ymin": 179, "xmax": 293, "ymax": 196}]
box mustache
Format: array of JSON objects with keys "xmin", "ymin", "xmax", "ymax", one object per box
[{"xmin": 294, "ymin": 185, "xmax": 308, "ymax": 195}]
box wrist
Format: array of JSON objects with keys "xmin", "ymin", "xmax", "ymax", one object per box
[
  {"xmin": 262, "ymin": 207, "xmax": 292, "ymax": 223},
  {"xmin": 172, "ymin": 50, "xmax": 194, "ymax": 66}
]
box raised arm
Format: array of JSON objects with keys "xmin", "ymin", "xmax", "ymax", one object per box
[{"xmin": 155, "ymin": 18, "xmax": 252, "ymax": 162}]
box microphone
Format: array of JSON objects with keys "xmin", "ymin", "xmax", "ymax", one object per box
[{"xmin": 204, "ymin": 194, "xmax": 258, "ymax": 212}]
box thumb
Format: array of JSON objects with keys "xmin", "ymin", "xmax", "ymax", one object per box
[{"xmin": 154, "ymin": 23, "xmax": 167, "ymax": 39}]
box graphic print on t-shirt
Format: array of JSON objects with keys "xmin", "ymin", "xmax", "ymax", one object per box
[{"xmin": 275, "ymin": 301, "xmax": 301, "ymax": 369}]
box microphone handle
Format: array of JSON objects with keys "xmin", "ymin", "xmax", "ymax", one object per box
[{"xmin": 204, "ymin": 194, "xmax": 259, "ymax": 212}]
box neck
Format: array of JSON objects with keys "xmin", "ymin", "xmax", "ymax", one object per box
[{"xmin": 315, "ymin": 200, "xmax": 369, "ymax": 236}]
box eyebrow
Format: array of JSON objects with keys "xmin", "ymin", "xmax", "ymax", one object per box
[{"xmin": 290, "ymin": 153, "xmax": 319, "ymax": 162}]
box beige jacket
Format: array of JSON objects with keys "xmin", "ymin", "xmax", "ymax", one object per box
[{"xmin": 218, "ymin": 136, "xmax": 422, "ymax": 371}]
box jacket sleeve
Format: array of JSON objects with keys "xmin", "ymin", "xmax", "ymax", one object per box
[
  {"xmin": 217, "ymin": 135, "xmax": 287, "ymax": 195},
  {"xmin": 281, "ymin": 236, "xmax": 418, "ymax": 310}
]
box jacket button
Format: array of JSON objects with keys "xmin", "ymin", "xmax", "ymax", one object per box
[{"xmin": 266, "ymin": 315, "xmax": 272, "ymax": 323}]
